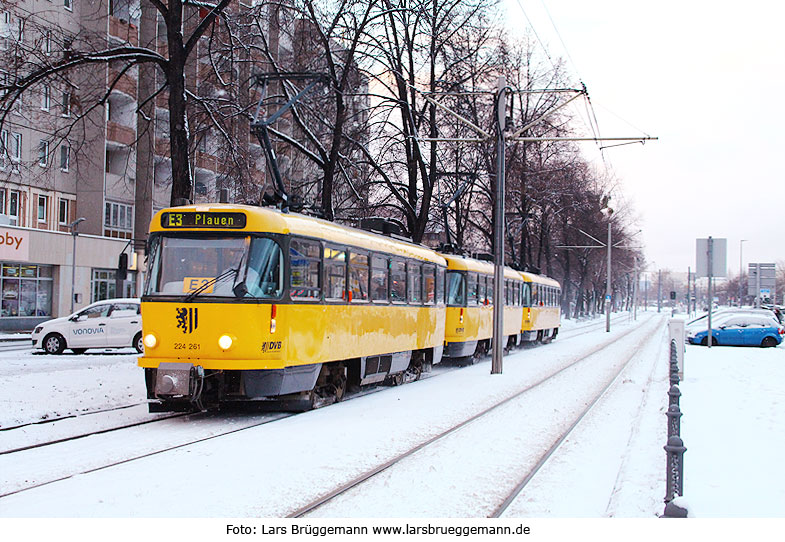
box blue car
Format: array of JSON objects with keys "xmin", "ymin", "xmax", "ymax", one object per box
[{"xmin": 687, "ymin": 314, "xmax": 784, "ymax": 347}]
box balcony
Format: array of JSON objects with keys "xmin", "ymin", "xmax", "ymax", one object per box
[
  {"xmin": 108, "ymin": 69, "xmax": 137, "ymax": 99},
  {"xmin": 109, "ymin": 16, "xmax": 139, "ymax": 47},
  {"xmin": 107, "ymin": 121, "xmax": 136, "ymax": 147}
]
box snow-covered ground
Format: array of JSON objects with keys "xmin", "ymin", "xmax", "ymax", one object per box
[{"xmin": 0, "ymin": 311, "xmax": 783, "ymax": 527}]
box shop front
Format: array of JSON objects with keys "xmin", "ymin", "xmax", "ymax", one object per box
[{"xmin": 0, "ymin": 226, "xmax": 142, "ymax": 332}]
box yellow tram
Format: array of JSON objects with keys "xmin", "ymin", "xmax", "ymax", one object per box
[
  {"xmin": 139, "ymin": 204, "xmax": 446, "ymax": 411},
  {"xmin": 520, "ymin": 271, "xmax": 561, "ymax": 342},
  {"xmin": 442, "ymin": 254, "xmax": 525, "ymax": 362}
]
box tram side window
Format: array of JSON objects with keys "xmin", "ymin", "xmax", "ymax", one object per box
[
  {"xmin": 290, "ymin": 238, "xmax": 321, "ymax": 300},
  {"xmin": 324, "ymin": 246, "xmax": 346, "ymax": 301},
  {"xmin": 423, "ymin": 264, "xmax": 435, "ymax": 305},
  {"xmin": 390, "ymin": 259, "xmax": 406, "ymax": 303},
  {"xmin": 446, "ymin": 271, "xmax": 465, "ymax": 306},
  {"xmin": 244, "ymin": 237, "xmax": 284, "ymax": 299},
  {"xmin": 436, "ymin": 267, "xmax": 445, "ymax": 305},
  {"xmin": 477, "ymin": 276, "xmax": 485, "ymax": 305},
  {"xmin": 371, "ymin": 255, "xmax": 388, "ymax": 302},
  {"xmin": 487, "ymin": 277, "xmax": 494, "ymax": 305},
  {"xmin": 467, "ymin": 273, "xmax": 478, "ymax": 306},
  {"xmin": 349, "ymin": 251, "xmax": 370, "ymax": 302},
  {"xmin": 408, "ymin": 261, "xmax": 422, "ymax": 304},
  {"xmin": 522, "ymin": 282, "xmax": 531, "ymax": 307}
]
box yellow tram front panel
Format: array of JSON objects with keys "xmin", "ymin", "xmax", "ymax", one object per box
[
  {"xmin": 444, "ymin": 304, "xmax": 522, "ymax": 343},
  {"xmin": 520, "ymin": 271, "xmax": 561, "ymax": 334},
  {"xmin": 139, "ymin": 301, "xmax": 445, "ymax": 371}
]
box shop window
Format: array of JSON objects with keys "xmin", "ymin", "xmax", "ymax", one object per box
[
  {"xmin": 0, "ymin": 263, "xmax": 53, "ymax": 317},
  {"xmin": 91, "ymin": 268, "xmax": 136, "ymax": 302}
]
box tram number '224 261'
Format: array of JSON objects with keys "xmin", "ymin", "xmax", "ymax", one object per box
[{"xmin": 174, "ymin": 343, "xmax": 201, "ymax": 350}]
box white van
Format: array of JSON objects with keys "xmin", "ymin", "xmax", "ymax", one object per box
[{"xmin": 32, "ymin": 298, "xmax": 143, "ymax": 354}]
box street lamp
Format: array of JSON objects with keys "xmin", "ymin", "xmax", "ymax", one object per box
[
  {"xmin": 739, "ymin": 239, "xmax": 747, "ymax": 307},
  {"xmin": 601, "ymin": 206, "xmax": 614, "ymax": 332},
  {"xmin": 70, "ymin": 217, "xmax": 86, "ymax": 313}
]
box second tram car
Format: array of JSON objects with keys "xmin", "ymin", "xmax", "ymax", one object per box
[
  {"xmin": 442, "ymin": 254, "xmax": 525, "ymax": 362},
  {"xmin": 520, "ymin": 271, "xmax": 561, "ymax": 342}
]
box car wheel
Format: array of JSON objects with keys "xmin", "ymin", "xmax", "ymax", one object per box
[
  {"xmin": 700, "ymin": 336, "xmax": 718, "ymax": 346},
  {"xmin": 134, "ymin": 332, "xmax": 144, "ymax": 353},
  {"xmin": 71, "ymin": 348, "xmax": 87, "ymax": 355},
  {"xmin": 43, "ymin": 333, "xmax": 66, "ymax": 355},
  {"xmin": 761, "ymin": 336, "xmax": 777, "ymax": 348}
]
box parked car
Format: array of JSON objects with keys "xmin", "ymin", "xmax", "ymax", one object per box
[
  {"xmin": 687, "ymin": 313, "xmax": 784, "ymax": 347},
  {"xmin": 686, "ymin": 308, "xmax": 779, "ymax": 329},
  {"xmin": 32, "ymin": 298, "xmax": 143, "ymax": 354}
]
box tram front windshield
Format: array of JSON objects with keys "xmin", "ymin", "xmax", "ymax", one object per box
[{"xmin": 145, "ymin": 234, "xmax": 283, "ymax": 299}]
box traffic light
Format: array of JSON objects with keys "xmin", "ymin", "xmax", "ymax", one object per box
[
  {"xmin": 670, "ymin": 291, "xmax": 676, "ymax": 300},
  {"xmin": 118, "ymin": 253, "xmax": 128, "ymax": 281}
]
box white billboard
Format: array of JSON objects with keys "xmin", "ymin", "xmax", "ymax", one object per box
[{"xmin": 696, "ymin": 237, "xmax": 727, "ymax": 278}]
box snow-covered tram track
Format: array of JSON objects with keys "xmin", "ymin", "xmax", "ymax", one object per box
[
  {"xmin": 0, "ymin": 410, "xmax": 293, "ymax": 498},
  {"xmin": 288, "ymin": 314, "xmax": 663, "ymax": 518},
  {"xmin": 491, "ymin": 315, "xmax": 666, "ymax": 517}
]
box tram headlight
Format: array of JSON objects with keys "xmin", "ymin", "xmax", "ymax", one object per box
[
  {"xmin": 143, "ymin": 333, "xmax": 158, "ymax": 349},
  {"xmin": 218, "ymin": 334, "xmax": 235, "ymax": 351}
]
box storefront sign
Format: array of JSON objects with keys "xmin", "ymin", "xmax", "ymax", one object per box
[{"xmin": 0, "ymin": 228, "xmax": 29, "ymax": 261}]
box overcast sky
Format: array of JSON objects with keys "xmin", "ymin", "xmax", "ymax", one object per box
[{"xmin": 503, "ymin": 0, "xmax": 785, "ymax": 277}]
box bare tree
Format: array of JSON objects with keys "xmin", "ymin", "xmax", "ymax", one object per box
[{"xmin": 1, "ymin": 0, "xmax": 232, "ymax": 206}]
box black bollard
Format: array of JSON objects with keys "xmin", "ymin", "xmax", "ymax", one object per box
[
  {"xmin": 666, "ymin": 403, "xmax": 682, "ymax": 438},
  {"xmin": 664, "ymin": 435, "xmax": 687, "ymax": 505}
]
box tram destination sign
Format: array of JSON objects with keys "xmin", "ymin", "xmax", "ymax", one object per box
[{"xmin": 161, "ymin": 211, "xmax": 247, "ymax": 229}]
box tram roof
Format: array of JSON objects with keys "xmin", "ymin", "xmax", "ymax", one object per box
[
  {"xmin": 441, "ymin": 254, "xmax": 522, "ymax": 280},
  {"xmin": 521, "ymin": 271, "xmax": 561, "ymax": 288},
  {"xmin": 150, "ymin": 204, "xmax": 446, "ymax": 265}
]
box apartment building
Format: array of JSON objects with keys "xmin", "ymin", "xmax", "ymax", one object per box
[{"xmin": 0, "ymin": 1, "xmax": 367, "ymax": 330}]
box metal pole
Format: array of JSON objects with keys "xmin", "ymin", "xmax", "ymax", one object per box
[
  {"xmin": 739, "ymin": 240, "xmax": 746, "ymax": 307},
  {"xmin": 606, "ymin": 216, "xmax": 612, "ymax": 332},
  {"xmin": 756, "ymin": 263, "xmax": 761, "ymax": 308},
  {"xmin": 69, "ymin": 217, "xmax": 85, "ymax": 314},
  {"xmin": 633, "ymin": 257, "xmax": 638, "ymax": 320},
  {"xmin": 657, "ymin": 270, "xmax": 662, "ymax": 313},
  {"xmin": 707, "ymin": 237, "xmax": 713, "ymax": 348},
  {"xmin": 491, "ymin": 76, "xmax": 506, "ymax": 374}
]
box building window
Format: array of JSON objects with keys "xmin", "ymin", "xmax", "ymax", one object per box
[
  {"xmin": 64, "ymin": 0, "xmax": 73, "ymax": 12},
  {"xmin": 58, "ymin": 198, "xmax": 70, "ymax": 225},
  {"xmin": 43, "ymin": 29, "xmax": 52, "ymax": 54},
  {"xmin": 104, "ymin": 201, "xmax": 133, "ymax": 239},
  {"xmin": 91, "ymin": 268, "xmax": 136, "ymax": 302},
  {"xmin": 0, "ymin": 11, "xmax": 9, "ymax": 50},
  {"xmin": 1, "ymin": 263, "xmax": 53, "ymax": 318},
  {"xmin": 37, "ymin": 195, "xmax": 48, "ymax": 222},
  {"xmin": 9, "ymin": 132, "xmax": 21, "ymax": 162},
  {"xmin": 0, "ymin": 190, "xmax": 5, "ymax": 215},
  {"xmin": 41, "ymin": 85, "xmax": 50, "ymax": 111},
  {"xmin": 61, "ymin": 91, "xmax": 71, "ymax": 117},
  {"xmin": 0, "ymin": 129, "xmax": 6, "ymax": 169},
  {"xmin": 60, "ymin": 145, "xmax": 70, "ymax": 171},
  {"xmin": 8, "ymin": 190, "xmax": 21, "ymax": 226},
  {"xmin": 38, "ymin": 140, "xmax": 48, "ymax": 166}
]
